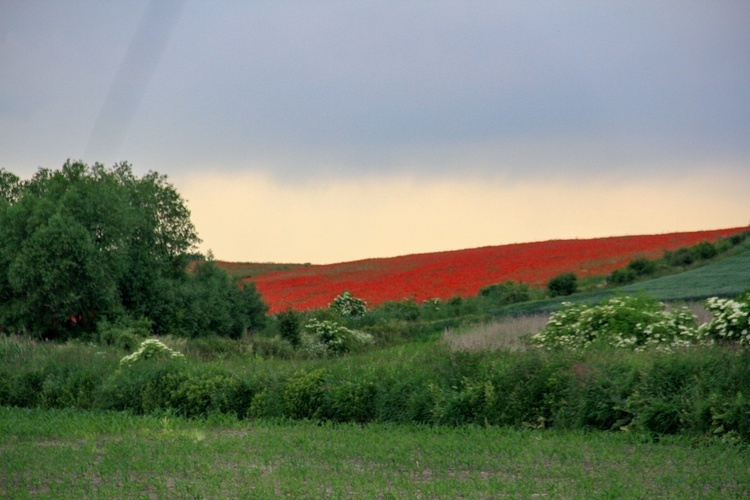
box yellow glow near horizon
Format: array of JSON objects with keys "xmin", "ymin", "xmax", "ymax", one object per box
[{"xmin": 175, "ymin": 170, "xmax": 749, "ymax": 264}]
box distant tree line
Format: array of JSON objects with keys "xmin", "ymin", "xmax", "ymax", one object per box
[{"xmin": 0, "ymin": 161, "xmax": 267, "ymax": 341}]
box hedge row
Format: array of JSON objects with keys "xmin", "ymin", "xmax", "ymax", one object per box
[{"xmin": 1, "ymin": 344, "xmax": 748, "ymax": 442}]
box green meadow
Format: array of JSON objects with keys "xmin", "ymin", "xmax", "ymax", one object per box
[{"xmin": 2, "ymin": 407, "xmax": 749, "ymax": 498}]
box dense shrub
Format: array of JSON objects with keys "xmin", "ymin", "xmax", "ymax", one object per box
[
  {"xmin": 608, "ymin": 268, "xmax": 637, "ymax": 285},
  {"xmin": 375, "ymin": 299, "xmax": 421, "ymax": 322},
  {"xmin": 547, "ymin": 272, "xmax": 578, "ymax": 297},
  {"xmin": 329, "ymin": 291, "xmax": 367, "ymax": 319},
  {"xmin": 693, "ymin": 241, "xmax": 718, "ymax": 260},
  {"xmin": 533, "ymin": 295, "xmax": 699, "ymax": 351},
  {"xmin": 479, "ymin": 280, "xmax": 533, "ymax": 305},
  {"xmin": 167, "ymin": 260, "xmax": 268, "ymax": 339},
  {"xmin": 276, "ymin": 308, "xmax": 302, "ymax": 347},
  {"xmin": 119, "ymin": 339, "xmax": 184, "ymax": 367},
  {"xmin": 627, "ymin": 257, "xmax": 657, "ymax": 276},
  {"xmin": 2, "ymin": 339, "xmax": 749, "ymax": 441},
  {"xmin": 97, "ymin": 317, "xmax": 151, "ymax": 351},
  {"xmin": 664, "ymin": 247, "xmax": 694, "ymax": 267},
  {"xmin": 284, "ymin": 369, "xmax": 328, "ymax": 420},
  {"xmin": 251, "ymin": 335, "xmax": 296, "ymax": 359},
  {"xmin": 302, "ymin": 319, "xmax": 373, "ymax": 357},
  {"xmin": 698, "ymin": 292, "xmax": 750, "ymax": 345}
]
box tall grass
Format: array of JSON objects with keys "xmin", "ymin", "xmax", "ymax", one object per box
[
  {"xmin": 441, "ymin": 314, "xmax": 549, "ymax": 352},
  {"xmin": 2, "ymin": 334, "xmax": 749, "ymax": 441}
]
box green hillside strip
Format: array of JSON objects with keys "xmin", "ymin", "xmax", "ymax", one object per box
[
  {"xmin": 619, "ymin": 242, "xmax": 750, "ymax": 301},
  {"xmin": 494, "ymin": 242, "xmax": 750, "ymax": 317}
]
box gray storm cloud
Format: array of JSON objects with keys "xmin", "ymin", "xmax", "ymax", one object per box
[{"xmin": 2, "ymin": 1, "xmax": 748, "ymax": 180}]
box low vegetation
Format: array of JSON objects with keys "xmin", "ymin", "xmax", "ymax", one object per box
[{"xmin": 3, "ymin": 407, "xmax": 748, "ymax": 497}]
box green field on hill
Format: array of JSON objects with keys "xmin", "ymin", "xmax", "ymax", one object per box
[
  {"xmin": 498, "ymin": 240, "xmax": 750, "ymax": 317},
  {"xmin": 619, "ymin": 242, "xmax": 750, "ymax": 300}
]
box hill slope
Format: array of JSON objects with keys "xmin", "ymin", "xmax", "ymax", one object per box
[
  {"xmin": 234, "ymin": 226, "xmax": 747, "ymax": 313},
  {"xmin": 619, "ymin": 240, "xmax": 750, "ymax": 300}
]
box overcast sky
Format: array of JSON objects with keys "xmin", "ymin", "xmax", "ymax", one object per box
[{"xmin": 2, "ymin": 1, "xmax": 748, "ymax": 263}]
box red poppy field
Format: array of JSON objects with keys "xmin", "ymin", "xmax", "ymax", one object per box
[{"xmin": 226, "ymin": 227, "xmax": 747, "ymax": 313}]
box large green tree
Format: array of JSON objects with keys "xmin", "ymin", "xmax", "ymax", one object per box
[{"xmin": 0, "ymin": 160, "xmax": 267, "ymax": 339}]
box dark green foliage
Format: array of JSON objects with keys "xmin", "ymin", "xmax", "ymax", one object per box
[
  {"xmin": 284, "ymin": 369, "xmax": 328, "ymax": 420},
  {"xmin": 2, "ymin": 338, "xmax": 749, "ymax": 441},
  {"xmin": 97, "ymin": 317, "xmax": 151, "ymax": 351},
  {"xmin": 168, "ymin": 260, "xmax": 268, "ymax": 339},
  {"xmin": 730, "ymin": 234, "xmax": 744, "ymax": 245},
  {"xmin": 627, "ymin": 258, "xmax": 657, "ymax": 276},
  {"xmin": 375, "ymin": 299, "xmax": 421, "ymax": 322},
  {"xmin": 608, "ymin": 268, "xmax": 637, "ymax": 285},
  {"xmin": 479, "ymin": 280, "xmax": 532, "ymax": 305},
  {"xmin": 664, "ymin": 247, "xmax": 694, "ymax": 267},
  {"xmin": 5, "ymin": 371, "xmax": 46, "ymax": 408},
  {"xmin": 323, "ymin": 379, "xmax": 378, "ymax": 423},
  {"xmin": 565, "ymin": 363, "xmax": 639, "ymax": 431},
  {"xmin": 0, "ymin": 162, "xmax": 198, "ymax": 338},
  {"xmin": 547, "ymin": 272, "xmax": 578, "ymax": 297},
  {"xmin": 39, "ymin": 365, "xmax": 101, "ymax": 410},
  {"xmin": 693, "ymin": 241, "xmax": 718, "ymax": 260},
  {"xmin": 251, "ymin": 335, "xmax": 296, "ymax": 359},
  {"xmin": 0, "ymin": 161, "xmax": 267, "ymax": 339},
  {"xmin": 277, "ymin": 309, "xmax": 302, "ymax": 346}
]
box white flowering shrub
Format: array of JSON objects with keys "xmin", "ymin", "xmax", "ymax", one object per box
[
  {"xmin": 532, "ymin": 295, "xmax": 699, "ymax": 352},
  {"xmin": 303, "ymin": 318, "xmax": 373, "ymax": 356},
  {"xmin": 120, "ymin": 339, "xmax": 185, "ymax": 366},
  {"xmin": 329, "ymin": 291, "xmax": 368, "ymax": 319},
  {"xmin": 698, "ymin": 294, "xmax": 750, "ymax": 345}
]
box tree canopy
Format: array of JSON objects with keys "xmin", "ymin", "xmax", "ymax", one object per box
[{"xmin": 0, "ymin": 160, "xmax": 267, "ymax": 339}]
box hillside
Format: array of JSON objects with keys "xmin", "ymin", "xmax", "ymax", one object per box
[{"xmin": 228, "ymin": 226, "xmax": 748, "ymax": 313}]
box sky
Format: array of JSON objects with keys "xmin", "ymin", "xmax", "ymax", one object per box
[{"xmin": 1, "ymin": 1, "xmax": 748, "ymax": 264}]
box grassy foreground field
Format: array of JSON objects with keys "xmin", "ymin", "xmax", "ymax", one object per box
[{"xmin": 2, "ymin": 407, "xmax": 748, "ymax": 498}]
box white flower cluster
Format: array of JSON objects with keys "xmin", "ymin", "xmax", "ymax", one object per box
[
  {"xmin": 532, "ymin": 295, "xmax": 700, "ymax": 352},
  {"xmin": 698, "ymin": 296, "xmax": 750, "ymax": 345},
  {"xmin": 329, "ymin": 291, "xmax": 368, "ymax": 318},
  {"xmin": 119, "ymin": 339, "xmax": 185, "ymax": 366},
  {"xmin": 302, "ymin": 318, "xmax": 373, "ymax": 357}
]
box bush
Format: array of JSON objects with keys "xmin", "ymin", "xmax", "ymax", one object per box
[
  {"xmin": 479, "ymin": 280, "xmax": 532, "ymax": 305},
  {"xmin": 627, "ymin": 258, "xmax": 657, "ymax": 276},
  {"xmin": 532, "ymin": 294, "xmax": 700, "ymax": 351},
  {"xmin": 276, "ymin": 308, "xmax": 302, "ymax": 347},
  {"xmin": 375, "ymin": 299, "xmax": 421, "ymax": 322},
  {"xmin": 664, "ymin": 247, "xmax": 694, "ymax": 267},
  {"xmin": 284, "ymin": 369, "xmax": 328, "ymax": 420},
  {"xmin": 329, "ymin": 291, "xmax": 367, "ymax": 319},
  {"xmin": 119, "ymin": 339, "xmax": 184, "ymax": 367},
  {"xmin": 251, "ymin": 335, "xmax": 296, "ymax": 359},
  {"xmin": 693, "ymin": 241, "xmax": 718, "ymax": 260},
  {"xmin": 303, "ymin": 319, "xmax": 373, "ymax": 356},
  {"xmin": 168, "ymin": 261, "xmax": 269, "ymax": 339},
  {"xmin": 97, "ymin": 316, "xmax": 151, "ymax": 351},
  {"xmin": 608, "ymin": 268, "xmax": 636, "ymax": 285},
  {"xmin": 698, "ymin": 292, "xmax": 750, "ymax": 345},
  {"xmin": 323, "ymin": 378, "xmax": 378, "ymax": 423},
  {"xmin": 547, "ymin": 272, "xmax": 578, "ymax": 297}
]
